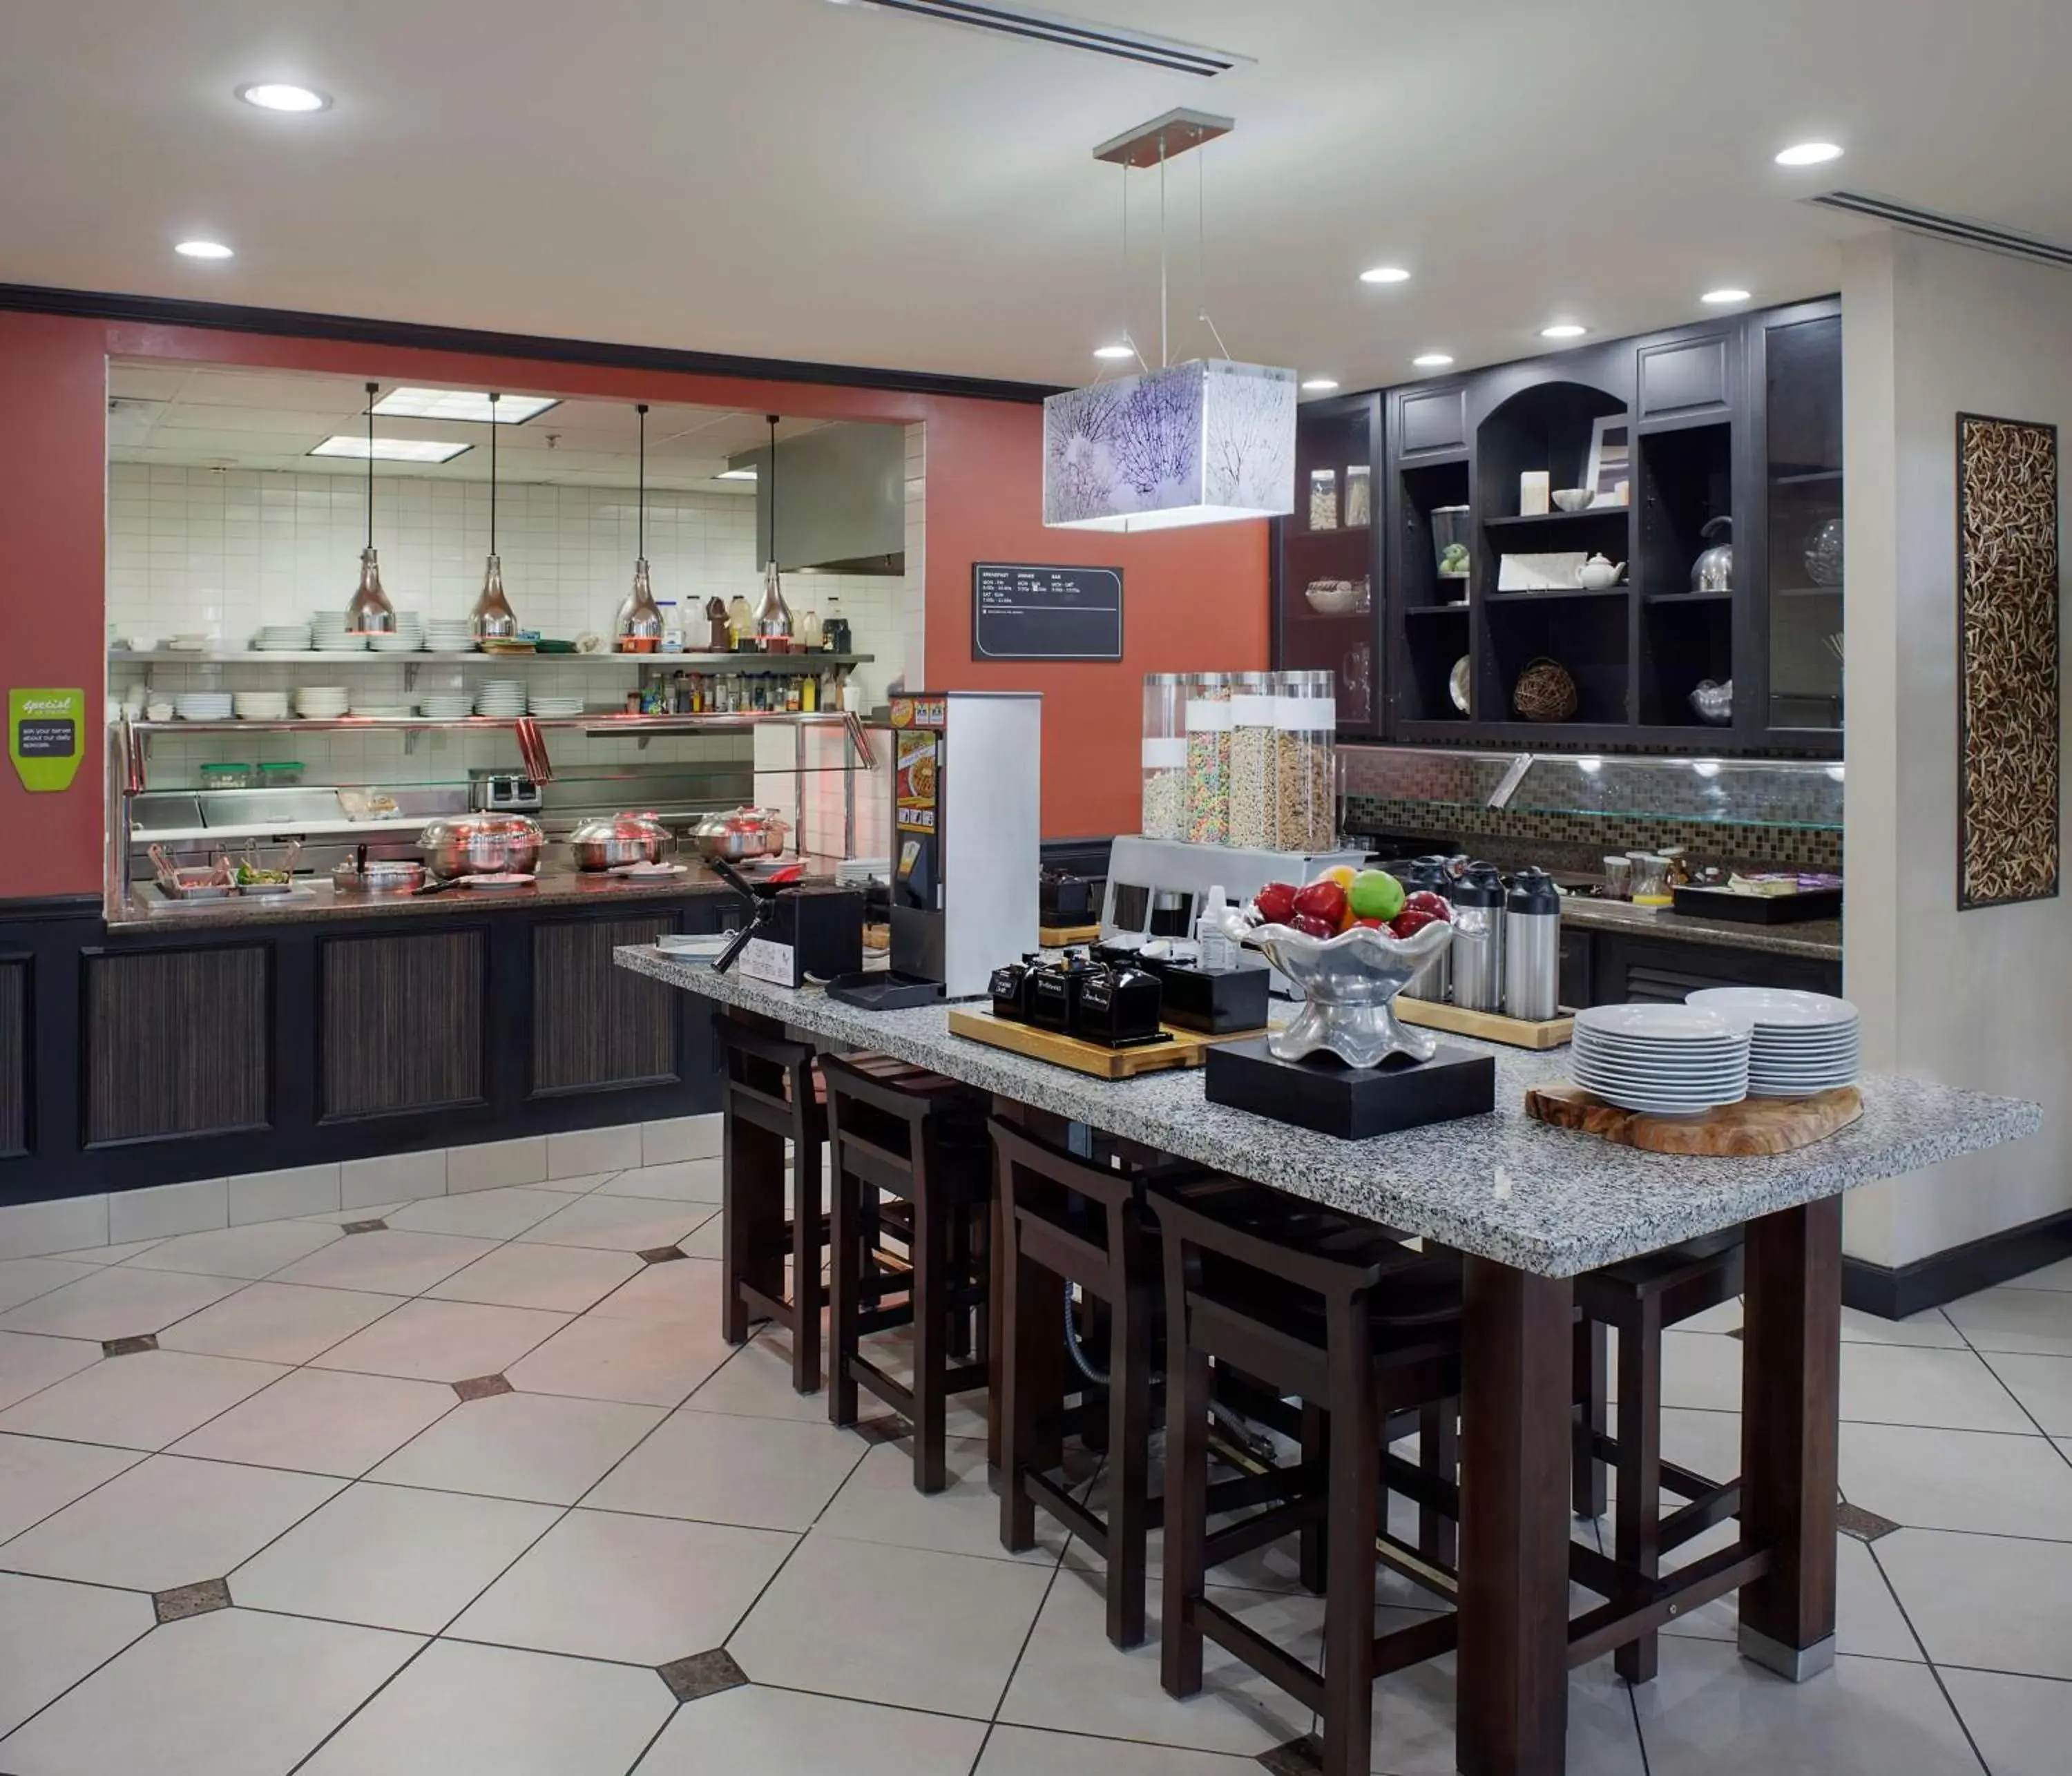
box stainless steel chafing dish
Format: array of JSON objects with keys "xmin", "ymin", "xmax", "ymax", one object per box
[
  {"xmin": 568, "ymin": 811, "xmax": 675, "ymax": 871},
  {"xmin": 419, "ymin": 814, "xmax": 543, "ymax": 880},
  {"xmin": 690, "ymin": 805, "xmax": 789, "ymax": 863}
]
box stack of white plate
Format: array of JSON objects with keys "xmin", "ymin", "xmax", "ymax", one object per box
[
  {"xmin": 232, "ymin": 691, "xmax": 289, "ymax": 720},
  {"xmin": 420, "ymin": 691, "xmax": 473, "ymax": 720},
  {"xmin": 294, "ymin": 686, "xmax": 351, "ymax": 720},
  {"xmin": 166, "ymin": 634, "xmax": 215, "ymax": 654},
  {"xmin": 173, "ymin": 691, "xmax": 233, "ymax": 721},
  {"xmin": 1569, "ymin": 1003, "xmax": 1753, "ymax": 1116},
  {"xmin": 349, "ymin": 702, "xmax": 415, "ymax": 720},
  {"xmin": 251, "ymin": 624, "xmax": 312, "ymax": 653},
  {"xmin": 425, "ymin": 619, "xmax": 476, "ymax": 653},
  {"xmin": 369, "ymin": 624, "xmax": 423, "ymax": 653},
  {"xmin": 1685, "ymin": 988, "xmax": 1861, "ymax": 1097},
  {"xmin": 527, "ymin": 694, "xmax": 584, "ymax": 717},
  {"xmin": 313, "ymin": 623, "xmax": 368, "ymax": 652},
  {"xmin": 475, "ymin": 680, "xmax": 528, "ymax": 717}
]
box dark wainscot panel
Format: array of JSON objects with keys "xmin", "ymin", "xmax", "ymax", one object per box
[
  {"xmin": 0, "ymin": 959, "xmax": 26, "ymax": 1157},
  {"xmin": 85, "ymin": 946, "xmax": 269, "ymax": 1146},
  {"xmin": 533, "ymin": 914, "xmax": 679, "ymax": 1095},
  {"xmin": 321, "ymin": 929, "xmax": 487, "ymax": 1119}
]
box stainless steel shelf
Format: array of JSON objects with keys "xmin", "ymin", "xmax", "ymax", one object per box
[{"xmin": 111, "ymin": 649, "xmax": 872, "ymax": 672}]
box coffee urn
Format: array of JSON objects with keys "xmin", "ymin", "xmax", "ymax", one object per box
[
  {"xmin": 1398, "ymin": 856, "xmax": 1456, "ymax": 1004},
  {"xmin": 1502, "ymin": 867, "xmax": 1563, "ymax": 1021},
  {"xmin": 1448, "ymin": 862, "xmax": 1507, "ymax": 1014}
]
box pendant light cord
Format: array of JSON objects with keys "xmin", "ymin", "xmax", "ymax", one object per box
[
  {"xmin": 488, "ymin": 392, "xmax": 499, "ymax": 552},
  {"xmin": 1158, "ymin": 131, "xmax": 1169, "ymax": 369},
  {"xmin": 765, "ymin": 414, "xmax": 779, "ymax": 571},
  {"xmin": 1197, "ymin": 146, "xmax": 1231, "ymax": 360},
  {"xmin": 635, "ymin": 403, "xmax": 648, "ymax": 559},
  {"xmin": 363, "ymin": 381, "xmax": 376, "ymax": 550}
]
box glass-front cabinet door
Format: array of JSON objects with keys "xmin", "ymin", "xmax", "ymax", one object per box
[
  {"xmin": 1761, "ymin": 309, "xmax": 1843, "ymax": 736},
  {"xmin": 1274, "ymin": 394, "xmax": 1380, "ymax": 735}
]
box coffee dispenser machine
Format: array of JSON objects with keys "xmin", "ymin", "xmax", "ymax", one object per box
[{"xmin": 883, "ymin": 691, "xmax": 1042, "ymax": 999}]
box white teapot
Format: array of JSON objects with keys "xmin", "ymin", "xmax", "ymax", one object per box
[{"xmin": 1575, "ymin": 553, "xmax": 1626, "ymax": 590}]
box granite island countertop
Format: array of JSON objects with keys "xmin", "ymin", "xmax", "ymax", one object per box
[
  {"xmin": 618, "ymin": 946, "xmax": 2032, "ymax": 1278},
  {"xmin": 1559, "ymin": 894, "xmax": 1842, "ymax": 963}
]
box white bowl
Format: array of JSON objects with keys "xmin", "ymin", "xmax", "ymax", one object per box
[
  {"xmin": 1303, "ymin": 579, "xmax": 1369, "ymax": 616},
  {"xmin": 1552, "ymin": 488, "xmax": 1594, "ymax": 513}
]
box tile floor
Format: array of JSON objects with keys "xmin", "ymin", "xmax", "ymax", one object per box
[{"xmin": 0, "ymin": 1141, "xmax": 2069, "ymax": 1774}]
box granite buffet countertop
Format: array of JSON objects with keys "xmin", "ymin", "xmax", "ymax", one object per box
[
  {"xmin": 108, "ymin": 865, "xmax": 751, "ymax": 932},
  {"xmin": 1559, "ymin": 894, "xmax": 1842, "ymax": 962},
  {"xmin": 617, "ymin": 948, "xmax": 2033, "ymax": 1280}
]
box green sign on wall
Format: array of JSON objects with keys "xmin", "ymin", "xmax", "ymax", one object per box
[{"xmin": 8, "ymin": 688, "xmax": 86, "ymax": 792}]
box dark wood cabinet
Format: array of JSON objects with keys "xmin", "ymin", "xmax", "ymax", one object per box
[
  {"xmin": 532, "ymin": 915, "xmax": 679, "ymax": 1095},
  {"xmin": 0, "ymin": 959, "xmax": 27, "ymax": 1158},
  {"xmin": 85, "ymin": 946, "xmax": 270, "ymax": 1146},
  {"xmin": 1573, "ymin": 928, "xmax": 1841, "ymax": 1008},
  {"xmin": 320, "ymin": 929, "xmax": 486, "ymax": 1120},
  {"xmin": 1274, "ymin": 299, "xmax": 1841, "ymax": 759},
  {"xmin": 1272, "ymin": 392, "xmax": 1382, "ymax": 736}
]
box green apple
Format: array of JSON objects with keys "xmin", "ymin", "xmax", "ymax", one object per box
[{"xmin": 1347, "ymin": 869, "xmax": 1406, "ymax": 922}]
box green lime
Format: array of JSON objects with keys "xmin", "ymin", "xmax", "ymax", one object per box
[{"xmin": 1347, "ymin": 869, "xmax": 1406, "ymax": 921}]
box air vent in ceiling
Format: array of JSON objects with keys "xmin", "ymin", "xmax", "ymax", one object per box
[
  {"xmin": 836, "ymin": 1, "xmax": 1247, "ymax": 76},
  {"xmin": 1810, "ymin": 191, "xmax": 2072, "ymax": 270}
]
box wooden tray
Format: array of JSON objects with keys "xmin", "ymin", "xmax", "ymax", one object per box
[
  {"xmin": 1524, "ymin": 1083, "xmax": 1863, "ymax": 1155},
  {"xmin": 1037, "ymin": 923, "xmax": 1103, "ymax": 947},
  {"xmin": 948, "ymin": 1006, "xmax": 1222, "ymax": 1079},
  {"xmin": 1397, "ymin": 998, "xmax": 1575, "ymax": 1050}
]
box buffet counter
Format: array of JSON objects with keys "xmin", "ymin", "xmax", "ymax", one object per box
[{"xmin": 1557, "ymin": 894, "xmax": 1842, "ymax": 963}]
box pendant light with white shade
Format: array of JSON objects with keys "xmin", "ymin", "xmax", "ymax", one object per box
[
  {"xmin": 615, "ymin": 403, "xmax": 663, "ymax": 650},
  {"xmin": 344, "ymin": 380, "xmax": 398, "ymax": 634},
  {"xmin": 468, "ymin": 391, "xmax": 519, "ymax": 639},
  {"xmin": 752, "ymin": 412, "xmax": 793, "ymax": 641}
]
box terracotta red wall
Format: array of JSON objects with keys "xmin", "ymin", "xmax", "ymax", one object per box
[{"xmin": 0, "ymin": 312, "xmax": 1268, "ymax": 896}]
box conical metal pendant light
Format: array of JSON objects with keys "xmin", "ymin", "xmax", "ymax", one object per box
[
  {"xmin": 345, "ymin": 380, "xmax": 397, "ymax": 634},
  {"xmin": 468, "ymin": 391, "xmax": 518, "ymax": 639},
  {"xmin": 752, "ymin": 412, "xmax": 793, "ymax": 641},
  {"xmin": 614, "ymin": 403, "xmax": 662, "ymax": 650}
]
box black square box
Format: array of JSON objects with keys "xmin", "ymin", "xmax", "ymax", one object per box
[{"xmin": 1203, "ymin": 1039, "xmax": 1495, "ymax": 1139}]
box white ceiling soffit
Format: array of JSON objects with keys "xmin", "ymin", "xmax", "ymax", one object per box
[
  {"xmin": 104, "ymin": 363, "xmax": 846, "ymax": 489},
  {"xmin": 832, "ymin": 1, "xmax": 1249, "ymax": 77},
  {"xmin": 10, "ymin": 2, "xmax": 2072, "ymax": 389},
  {"xmin": 1807, "ymin": 192, "xmax": 2072, "ymax": 270}
]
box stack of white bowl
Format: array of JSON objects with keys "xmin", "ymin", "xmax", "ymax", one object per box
[
  {"xmin": 526, "ymin": 693, "xmax": 584, "ymax": 717},
  {"xmin": 1685, "ymin": 989, "xmax": 1860, "ymax": 1097},
  {"xmin": 232, "ymin": 691, "xmax": 289, "ymax": 720},
  {"xmin": 426, "ymin": 619, "xmax": 476, "ymax": 653},
  {"xmin": 420, "ymin": 691, "xmax": 473, "ymax": 720},
  {"xmin": 251, "ymin": 623, "xmax": 312, "ymax": 653},
  {"xmin": 475, "ymin": 680, "xmax": 528, "ymax": 717},
  {"xmin": 294, "ymin": 686, "xmax": 351, "ymax": 720},
  {"xmin": 311, "ymin": 610, "xmax": 368, "ymax": 653},
  {"xmin": 173, "ymin": 691, "xmax": 234, "ymax": 722},
  {"xmin": 1569, "ymin": 1003, "xmax": 1753, "ymax": 1116}
]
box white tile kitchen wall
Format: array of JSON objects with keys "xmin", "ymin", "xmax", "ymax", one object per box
[{"xmin": 106, "ymin": 463, "xmax": 910, "ymax": 787}]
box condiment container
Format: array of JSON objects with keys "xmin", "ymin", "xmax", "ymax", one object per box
[
  {"xmin": 1027, "ymin": 950, "xmax": 1099, "ymax": 1034},
  {"xmin": 1141, "ymin": 673, "xmax": 1187, "ymax": 840},
  {"xmin": 1630, "ymin": 854, "xmax": 1674, "ymax": 908},
  {"xmin": 1226, "ymin": 673, "xmax": 1277, "ymax": 848},
  {"xmin": 1274, "ymin": 670, "xmax": 1336, "ymax": 852},
  {"xmin": 1184, "ymin": 673, "xmax": 1232, "ymax": 845},
  {"xmin": 1502, "ymin": 867, "xmax": 1562, "ymax": 1022},
  {"xmin": 1073, "ymin": 962, "xmax": 1164, "ymax": 1048}
]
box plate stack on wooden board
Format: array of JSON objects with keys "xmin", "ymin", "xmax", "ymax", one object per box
[
  {"xmin": 1685, "ymin": 988, "xmax": 1859, "ymax": 1097},
  {"xmin": 1567, "ymin": 1003, "xmax": 1751, "ymax": 1116}
]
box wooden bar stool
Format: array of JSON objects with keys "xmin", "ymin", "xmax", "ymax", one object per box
[
  {"xmin": 720, "ymin": 1023, "xmax": 919, "ymax": 1393},
  {"xmin": 992, "ymin": 1117, "xmax": 1302, "ymax": 1650},
  {"xmin": 1572, "ymin": 1228, "xmax": 1746, "ymax": 1683},
  {"xmin": 1151, "ymin": 1190, "xmax": 1464, "ymax": 1776},
  {"xmin": 823, "ymin": 1052, "xmax": 992, "ymax": 1492}
]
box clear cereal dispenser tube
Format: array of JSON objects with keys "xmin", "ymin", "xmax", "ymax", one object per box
[
  {"xmin": 1184, "ymin": 672, "xmax": 1233, "ymax": 844},
  {"xmin": 1227, "ymin": 670, "xmax": 1277, "ymax": 848},
  {"xmin": 1275, "ymin": 668, "xmax": 1339, "ymax": 851},
  {"xmin": 1140, "ymin": 673, "xmax": 1187, "ymax": 839}
]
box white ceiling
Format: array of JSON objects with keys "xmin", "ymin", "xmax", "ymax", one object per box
[
  {"xmin": 106, "ymin": 362, "xmax": 831, "ymax": 488},
  {"xmin": 10, "ymin": 1, "xmax": 2072, "ymax": 392}
]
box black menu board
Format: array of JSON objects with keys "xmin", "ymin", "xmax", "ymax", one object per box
[{"xmin": 971, "ymin": 563, "xmax": 1124, "ymax": 661}]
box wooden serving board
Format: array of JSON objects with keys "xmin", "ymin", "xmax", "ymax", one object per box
[
  {"xmin": 1397, "ymin": 998, "xmax": 1575, "ymax": 1050},
  {"xmin": 1037, "ymin": 923, "xmax": 1103, "ymax": 947},
  {"xmin": 1524, "ymin": 1083, "xmax": 1863, "ymax": 1155},
  {"xmin": 948, "ymin": 1006, "xmax": 1219, "ymax": 1079}
]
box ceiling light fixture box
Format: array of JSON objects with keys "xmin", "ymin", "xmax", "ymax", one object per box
[{"xmin": 1043, "ymin": 358, "xmax": 1296, "ymax": 532}]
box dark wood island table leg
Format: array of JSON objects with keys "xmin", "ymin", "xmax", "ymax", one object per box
[
  {"xmin": 1457, "ymin": 1257, "xmax": 1575, "ymax": 1776},
  {"xmin": 1736, "ymin": 1195, "xmax": 1842, "ymax": 1680}
]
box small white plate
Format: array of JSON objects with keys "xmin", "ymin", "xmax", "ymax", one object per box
[
  {"xmin": 1685, "ymin": 987, "xmax": 1859, "ymax": 1030},
  {"xmin": 1575, "ymin": 1003, "xmax": 1752, "ymax": 1043}
]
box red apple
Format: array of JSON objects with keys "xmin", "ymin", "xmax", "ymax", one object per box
[
  {"xmin": 1401, "ymin": 889, "xmax": 1452, "ymax": 922},
  {"xmin": 1390, "ymin": 907, "xmax": 1445, "ymax": 938},
  {"xmin": 1351, "ymin": 914, "xmax": 1387, "ymax": 929},
  {"xmin": 1291, "ymin": 880, "xmax": 1349, "ymax": 930},
  {"xmin": 1253, "ymin": 881, "xmax": 1298, "ymax": 925},
  {"xmin": 1291, "ymin": 911, "xmax": 1338, "ymax": 940}
]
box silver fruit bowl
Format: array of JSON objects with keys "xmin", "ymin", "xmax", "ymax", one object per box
[{"xmin": 1216, "ymin": 909, "xmax": 1456, "ymax": 1069}]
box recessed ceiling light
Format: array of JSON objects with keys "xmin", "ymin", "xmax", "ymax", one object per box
[
  {"xmin": 1540, "ymin": 322, "xmax": 1586, "ymax": 340},
  {"xmin": 1700, "ymin": 288, "xmax": 1752, "ymax": 305},
  {"xmin": 237, "ymin": 83, "xmax": 329, "ymax": 113},
  {"xmin": 174, "ymin": 240, "xmax": 233, "ymax": 260},
  {"xmin": 1775, "ymin": 140, "xmax": 1843, "ymax": 166},
  {"xmin": 713, "ymin": 467, "xmax": 758, "ymax": 481},
  {"xmin": 1359, "ymin": 266, "xmax": 1412, "ymax": 284},
  {"xmin": 309, "ymin": 436, "xmax": 472, "ymax": 464},
  {"xmin": 1412, "ymin": 352, "xmax": 1455, "ymax": 369},
  {"xmin": 372, "ymin": 387, "xmax": 559, "ymax": 424},
  {"xmin": 1093, "ymin": 342, "xmax": 1135, "ymax": 360},
  {"xmin": 1301, "ymin": 378, "xmax": 1340, "ymax": 392}
]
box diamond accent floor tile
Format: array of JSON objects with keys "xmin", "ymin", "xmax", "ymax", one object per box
[
  {"xmin": 1836, "ymin": 1501, "xmax": 1901, "ymax": 1543},
  {"xmin": 153, "ymin": 1576, "xmax": 232, "ymax": 1623},
  {"xmin": 657, "ymin": 1648, "xmax": 749, "ymax": 1703},
  {"xmin": 340, "ymin": 1219, "xmax": 387, "ymax": 1235},
  {"xmin": 452, "ymin": 1373, "xmax": 512, "ymax": 1401},
  {"xmin": 102, "ymin": 1333, "xmax": 157, "ymax": 1356}
]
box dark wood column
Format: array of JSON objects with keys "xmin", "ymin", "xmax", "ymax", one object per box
[
  {"xmin": 1457, "ymin": 1257, "xmax": 1574, "ymax": 1776},
  {"xmin": 1736, "ymin": 1194, "xmax": 1842, "ymax": 1679}
]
